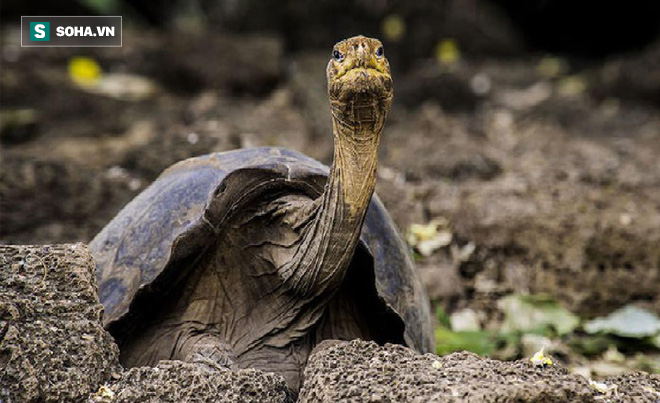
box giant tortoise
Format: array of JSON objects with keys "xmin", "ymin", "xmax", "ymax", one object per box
[{"xmin": 90, "ymin": 35, "xmax": 434, "ymax": 392}]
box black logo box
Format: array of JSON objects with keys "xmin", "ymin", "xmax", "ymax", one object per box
[{"xmin": 22, "ymin": 16, "xmax": 122, "ymax": 47}]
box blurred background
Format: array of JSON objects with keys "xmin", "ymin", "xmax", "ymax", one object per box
[{"xmin": 2, "ymin": 0, "xmax": 660, "ymax": 378}]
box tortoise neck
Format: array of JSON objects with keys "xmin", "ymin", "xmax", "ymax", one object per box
[
  {"xmin": 317, "ymin": 112, "xmax": 382, "ymax": 274},
  {"xmin": 326, "ymin": 101, "xmax": 385, "ymax": 218},
  {"xmin": 281, "ymin": 100, "xmax": 386, "ymax": 296}
]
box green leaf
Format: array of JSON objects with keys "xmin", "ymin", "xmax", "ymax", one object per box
[
  {"xmin": 435, "ymin": 327, "xmax": 497, "ymax": 356},
  {"xmin": 435, "ymin": 306, "xmax": 451, "ymax": 329}
]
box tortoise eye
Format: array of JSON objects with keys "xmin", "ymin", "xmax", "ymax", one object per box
[
  {"xmin": 375, "ymin": 46, "xmax": 384, "ymax": 58},
  {"xmin": 332, "ymin": 49, "xmax": 344, "ymax": 62}
]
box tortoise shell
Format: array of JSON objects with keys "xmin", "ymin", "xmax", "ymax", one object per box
[{"xmin": 90, "ymin": 147, "xmax": 434, "ymax": 355}]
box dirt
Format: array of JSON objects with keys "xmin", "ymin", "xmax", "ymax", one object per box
[{"xmin": 383, "ymin": 95, "xmax": 660, "ymax": 317}]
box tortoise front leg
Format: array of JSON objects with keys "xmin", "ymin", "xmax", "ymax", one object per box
[{"xmin": 174, "ymin": 328, "xmax": 235, "ymax": 371}]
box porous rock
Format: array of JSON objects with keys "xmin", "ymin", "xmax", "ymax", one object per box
[
  {"xmin": 605, "ymin": 372, "xmax": 660, "ymax": 401},
  {"xmin": 299, "ymin": 340, "xmax": 660, "ymax": 402},
  {"xmin": 0, "ymin": 243, "xmax": 120, "ymax": 402},
  {"xmin": 98, "ymin": 361, "xmax": 294, "ymax": 403}
]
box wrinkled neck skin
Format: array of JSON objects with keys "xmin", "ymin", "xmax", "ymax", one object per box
[
  {"xmin": 329, "ymin": 98, "xmax": 386, "ymax": 216},
  {"xmin": 280, "ymin": 96, "xmax": 389, "ymax": 296}
]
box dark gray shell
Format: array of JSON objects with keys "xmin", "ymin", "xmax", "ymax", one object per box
[{"xmin": 90, "ymin": 147, "xmax": 434, "ymax": 354}]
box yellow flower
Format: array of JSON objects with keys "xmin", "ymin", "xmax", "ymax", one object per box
[
  {"xmin": 407, "ymin": 218, "xmax": 453, "ymax": 257},
  {"xmin": 530, "ymin": 346, "xmax": 553, "ymax": 367},
  {"xmin": 382, "ymin": 15, "xmax": 405, "ymax": 42},
  {"xmin": 68, "ymin": 56, "xmax": 102, "ymax": 87},
  {"xmin": 435, "ymin": 39, "xmax": 460, "ymax": 66},
  {"xmin": 95, "ymin": 384, "xmax": 115, "ymax": 400}
]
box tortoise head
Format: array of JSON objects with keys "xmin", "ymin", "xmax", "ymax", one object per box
[{"xmin": 326, "ymin": 36, "xmax": 393, "ymax": 119}]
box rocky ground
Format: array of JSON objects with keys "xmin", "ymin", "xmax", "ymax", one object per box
[
  {"xmin": 3, "ymin": 244, "xmax": 659, "ymax": 402},
  {"xmin": 2, "ymin": 12, "xmax": 660, "ymax": 401},
  {"xmin": 301, "ymin": 340, "xmax": 660, "ymax": 402},
  {"xmin": 0, "ymin": 244, "xmax": 119, "ymax": 402}
]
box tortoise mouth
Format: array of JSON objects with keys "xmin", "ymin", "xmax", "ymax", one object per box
[
  {"xmin": 335, "ymin": 67, "xmax": 390, "ymax": 84},
  {"xmin": 335, "ymin": 66, "xmax": 387, "ymax": 80},
  {"xmin": 329, "ymin": 67, "xmax": 392, "ymax": 103}
]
